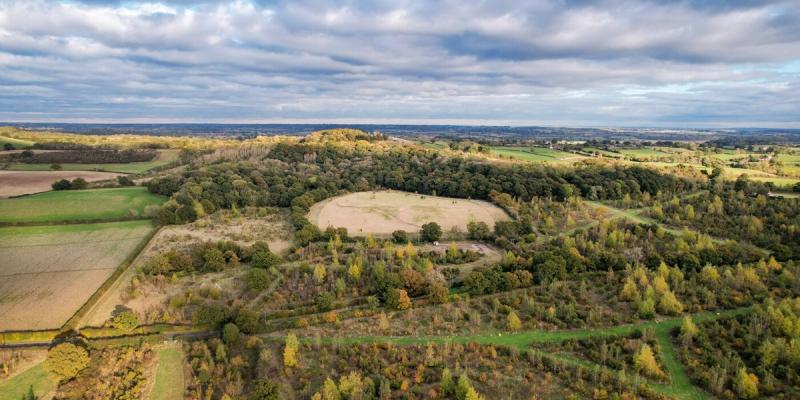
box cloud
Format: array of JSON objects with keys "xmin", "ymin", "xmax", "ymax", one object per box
[{"xmin": 0, "ymin": 0, "xmax": 798, "ymax": 126}]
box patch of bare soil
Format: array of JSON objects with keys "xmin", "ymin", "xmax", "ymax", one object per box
[{"xmin": 0, "ymin": 170, "xmax": 123, "ymax": 197}]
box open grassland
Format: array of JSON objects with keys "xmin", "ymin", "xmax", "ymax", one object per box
[
  {"xmin": 490, "ymin": 146, "xmax": 584, "ymax": 163},
  {"xmin": 0, "ymin": 187, "xmax": 164, "ymax": 224},
  {"xmin": 148, "ymin": 344, "xmax": 185, "ymax": 400},
  {"xmin": 2, "ymin": 149, "xmax": 180, "ymax": 174},
  {"xmin": 0, "ymin": 362, "xmax": 58, "ymax": 400},
  {"xmin": 0, "ymin": 136, "xmax": 33, "ymax": 149},
  {"xmin": 0, "ymin": 221, "xmax": 155, "ymax": 331},
  {"xmin": 0, "ymin": 170, "xmax": 123, "ymax": 198},
  {"xmin": 307, "ymin": 190, "xmax": 509, "ymax": 236}
]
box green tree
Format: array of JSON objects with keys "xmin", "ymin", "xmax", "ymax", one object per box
[
  {"xmin": 467, "ymin": 221, "xmax": 490, "ymax": 240},
  {"xmin": 45, "ymin": 343, "xmax": 90, "ymax": 380},
  {"xmin": 420, "ymin": 222, "xmax": 442, "ymax": 242},
  {"xmin": 203, "ymin": 248, "xmax": 226, "ymax": 271},
  {"xmin": 222, "ymin": 323, "xmax": 240, "ymax": 344},
  {"xmin": 391, "ymin": 230, "xmax": 409, "ymax": 243},
  {"xmin": 50, "ymin": 163, "xmax": 62, "ymax": 171},
  {"xmin": 250, "ymin": 379, "xmax": 279, "ymax": 400}
]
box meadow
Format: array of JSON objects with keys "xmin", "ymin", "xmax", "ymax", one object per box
[
  {"xmin": 307, "ymin": 190, "xmax": 509, "ymax": 236},
  {"xmin": 0, "ymin": 187, "xmax": 164, "ymax": 224},
  {"xmin": 0, "ymin": 220, "xmax": 156, "ymax": 330}
]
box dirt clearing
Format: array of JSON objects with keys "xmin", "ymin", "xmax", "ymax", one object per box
[
  {"xmin": 0, "ymin": 170, "xmax": 123, "ymax": 197},
  {"xmin": 307, "ymin": 190, "xmax": 509, "ymax": 236}
]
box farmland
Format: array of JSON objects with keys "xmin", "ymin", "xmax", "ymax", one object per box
[
  {"xmin": 307, "ymin": 190, "xmax": 509, "ymax": 236},
  {"xmin": 0, "ymin": 170, "xmax": 123, "ymax": 197},
  {"xmin": 0, "ymin": 187, "xmax": 164, "ymax": 224},
  {"xmin": 2, "ymin": 149, "xmax": 180, "ymax": 174},
  {"xmin": 0, "ymin": 220, "xmax": 156, "ymax": 330},
  {"xmin": 489, "ymin": 146, "xmax": 585, "ymax": 163}
]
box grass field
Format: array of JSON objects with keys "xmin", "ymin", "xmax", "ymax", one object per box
[
  {"xmin": 0, "ymin": 136, "xmax": 34, "ymax": 149},
  {"xmin": 490, "ymin": 146, "xmax": 584, "ymax": 163},
  {"xmin": 0, "ymin": 187, "xmax": 164, "ymax": 223},
  {"xmin": 0, "ymin": 362, "xmax": 58, "ymax": 400},
  {"xmin": 0, "ymin": 170, "xmax": 123, "ymax": 197},
  {"xmin": 2, "ymin": 149, "xmax": 180, "ymax": 174},
  {"xmin": 0, "ymin": 220, "xmax": 156, "ymax": 330},
  {"xmin": 149, "ymin": 344, "xmax": 185, "ymax": 400},
  {"xmin": 307, "ymin": 190, "xmax": 509, "ymax": 236}
]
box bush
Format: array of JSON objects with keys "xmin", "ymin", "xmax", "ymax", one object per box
[
  {"xmin": 71, "ymin": 177, "xmax": 88, "ymax": 190},
  {"xmin": 117, "ymin": 176, "xmax": 135, "ymax": 186},
  {"xmin": 52, "ymin": 179, "xmax": 72, "ymax": 190},
  {"xmin": 245, "ymin": 268, "xmax": 271, "ymax": 292},
  {"xmin": 45, "ymin": 343, "xmax": 90, "ymax": 380},
  {"xmin": 110, "ymin": 310, "xmax": 139, "ymax": 332}
]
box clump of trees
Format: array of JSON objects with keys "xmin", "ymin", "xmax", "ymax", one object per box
[{"xmin": 51, "ymin": 177, "xmax": 88, "ymax": 190}]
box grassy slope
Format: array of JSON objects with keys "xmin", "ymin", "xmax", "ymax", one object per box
[
  {"xmin": 3, "ymin": 149, "xmax": 180, "ymax": 174},
  {"xmin": 149, "ymin": 344, "xmax": 185, "ymax": 400},
  {"xmin": 0, "ymin": 136, "xmax": 34, "ymax": 149},
  {"xmin": 0, "ymin": 363, "xmax": 58, "ymax": 400},
  {"xmin": 0, "ymin": 187, "xmax": 164, "ymax": 223}
]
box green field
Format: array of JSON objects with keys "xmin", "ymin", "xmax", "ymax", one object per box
[
  {"xmin": 490, "ymin": 146, "xmax": 583, "ymax": 163},
  {"xmin": 2, "ymin": 149, "xmax": 180, "ymax": 174},
  {"xmin": 0, "ymin": 187, "xmax": 164, "ymax": 223},
  {"xmin": 0, "ymin": 136, "xmax": 34, "ymax": 149},
  {"xmin": 0, "ymin": 362, "xmax": 58, "ymax": 400},
  {"xmin": 150, "ymin": 344, "xmax": 185, "ymax": 400},
  {"xmin": 617, "ymin": 147, "xmax": 670, "ymax": 158},
  {"xmin": 581, "ymin": 147, "xmax": 622, "ymax": 158}
]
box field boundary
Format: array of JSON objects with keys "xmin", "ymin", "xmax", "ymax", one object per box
[
  {"xmin": 62, "ymin": 224, "xmax": 161, "ymax": 330},
  {"xmin": 0, "ymin": 215, "xmax": 153, "ymax": 227}
]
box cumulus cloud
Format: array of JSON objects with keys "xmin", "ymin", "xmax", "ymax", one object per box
[{"xmin": 0, "ymin": 0, "xmax": 798, "ymax": 126}]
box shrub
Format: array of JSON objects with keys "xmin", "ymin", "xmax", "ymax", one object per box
[
  {"xmin": 110, "ymin": 310, "xmax": 139, "ymax": 332},
  {"xmin": 245, "ymin": 268, "xmax": 271, "ymax": 292},
  {"xmin": 52, "ymin": 179, "xmax": 72, "ymax": 190},
  {"xmin": 392, "ymin": 230, "xmax": 409, "ymax": 244},
  {"xmin": 222, "ymin": 323, "xmax": 240, "ymax": 344},
  {"xmin": 250, "ymin": 379, "xmax": 280, "ymax": 400}
]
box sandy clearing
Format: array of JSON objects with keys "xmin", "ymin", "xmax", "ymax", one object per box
[
  {"xmin": 0, "ymin": 221, "xmax": 154, "ymax": 331},
  {"xmin": 307, "ymin": 190, "xmax": 510, "ymax": 236},
  {"xmin": 0, "ymin": 170, "xmax": 123, "ymax": 197}
]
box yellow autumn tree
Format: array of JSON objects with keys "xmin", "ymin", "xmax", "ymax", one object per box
[
  {"xmin": 734, "ymin": 367, "xmax": 759, "ymax": 399},
  {"xmin": 507, "ymin": 311, "xmax": 522, "ymax": 330},
  {"xmin": 283, "ymin": 333, "xmax": 299, "ymax": 368},
  {"xmin": 633, "ymin": 344, "xmax": 665, "ymax": 379}
]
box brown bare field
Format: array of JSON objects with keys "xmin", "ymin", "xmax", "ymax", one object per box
[
  {"xmin": 0, "ymin": 221, "xmax": 155, "ymax": 331},
  {"xmin": 307, "ymin": 190, "xmax": 510, "ymax": 236},
  {"xmin": 0, "ymin": 170, "xmax": 123, "ymax": 197}
]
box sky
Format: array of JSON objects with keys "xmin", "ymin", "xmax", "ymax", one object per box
[{"xmin": 0, "ymin": 0, "xmax": 799, "ymax": 127}]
